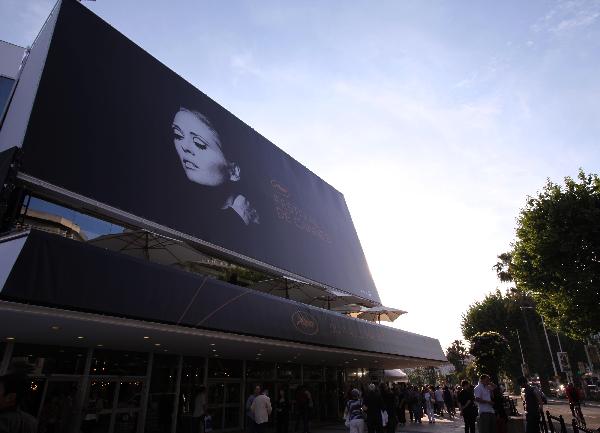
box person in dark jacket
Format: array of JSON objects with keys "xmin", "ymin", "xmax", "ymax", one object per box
[
  {"xmin": 457, "ymin": 380, "xmax": 477, "ymax": 433},
  {"xmin": 518, "ymin": 377, "xmax": 542, "ymax": 433},
  {"xmin": 396, "ymin": 383, "xmax": 407, "ymax": 426},
  {"xmin": 443, "ymin": 386, "xmax": 455, "ymax": 418},
  {"xmin": 276, "ymin": 389, "xmax": 290, "ymax": 433},
  {"xmin": 363, "ymin": 384, "xmax": 384, "ymax": 433},
  {"xmin": 380, "ymin": 384, "xmax": 398, "ymax": 433},
  {"xmin": 0, "ymin": 372, "xmax": 37, "ymax": 433}
]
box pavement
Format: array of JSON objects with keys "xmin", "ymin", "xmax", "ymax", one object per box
[
  {"xmin": 305, "ymin": 400, "xmax": 600, "ymax": 433},
  {"xmin": 309, "ymin": 414, "xmax": 477, "ymax": 433}
]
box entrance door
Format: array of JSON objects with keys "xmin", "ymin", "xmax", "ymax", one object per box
[
  {"xmin": 84, "ymin": 377, "xmax": 144, "ymax": 433},
  {"xmin": 207, "ymin": 381, "xmax": 242, "ymax": 431},
  {"xmin": 35, "ymin": 377, "xmax": 80, "ymax": 433}
]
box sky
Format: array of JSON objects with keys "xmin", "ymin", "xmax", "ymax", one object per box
[{"xmin": 1, "ymin": 0, "xmax": 600, "ymax": 351}]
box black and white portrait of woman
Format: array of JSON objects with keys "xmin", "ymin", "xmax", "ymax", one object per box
[{"xmin": 172, "ymin": 107, "xmax": 260, "ymax": 226}]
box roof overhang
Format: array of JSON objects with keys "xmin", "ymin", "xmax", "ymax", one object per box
[{"xmin": 0, "ymin": 229, "xmax": 447, "ymax": 367}]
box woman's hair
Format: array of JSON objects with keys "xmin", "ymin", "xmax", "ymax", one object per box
[
  {"xmin": 351, "ymin": 389, "xmax": 360, "ymax": 399},
  {"xmin": 178, "ymin": 107, "xmax": 222, "ymax": 148}
]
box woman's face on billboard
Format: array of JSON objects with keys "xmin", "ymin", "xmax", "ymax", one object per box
[{"xmin": 172, "ymin": 109, "xmax": 228, "ymax": 186}]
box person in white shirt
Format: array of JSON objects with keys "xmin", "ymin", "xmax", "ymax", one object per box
[
  {"xmin": 434, "ymin": 386, "xmax": 445, "ymax": 416},
  {"xmin": 251, "ymin": 390, "xmax": 273, "ymax": 433},
  {"xmin": 473, "ymin": 375, "xmax": 496, "ymax": 433},
  {"xmin": 424, "ymin": 386, "xmax": 435, "ymax": 423}
]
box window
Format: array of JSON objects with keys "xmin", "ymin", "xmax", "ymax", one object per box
[
  {"xmin": 0, "ymin": 76, "xmax": 15, "ymax": 116},
  {"xmin": 90, "ymin": 349, "xmax": 148, "ymax": 376},
  {"xmin": 208, "ymin": 359, "xmax": 242, "ymax": 379},
  {"xmin": 24, "ymin": 196, "xmax": 124, "ymax": 240},
  {"xmin": 11, "ymin": 343, "xmax": 87, "ymax": 375}
]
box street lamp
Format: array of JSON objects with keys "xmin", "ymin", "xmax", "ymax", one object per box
[{"xmin": 520, "ymin": 306, "xmax": 558, "ymax": 377}]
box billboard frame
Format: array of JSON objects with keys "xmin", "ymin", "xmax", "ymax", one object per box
[{"xmin": 17, "ymin": 171, "xmax": 376, "ymax": 305}]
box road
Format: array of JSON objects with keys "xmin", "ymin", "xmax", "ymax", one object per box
[{"xmin": 538, "ymin": 399, "xmax": 600, "ymax": 431}]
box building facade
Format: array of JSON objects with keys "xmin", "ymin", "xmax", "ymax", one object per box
[{"xmin": 0, "ymin": 2, "xmax": 446, "ymax": 433}]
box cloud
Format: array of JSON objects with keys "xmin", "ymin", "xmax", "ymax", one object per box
[{"xmin": 532, "ymin": 0, "xmax": 600, "ymax": 34}]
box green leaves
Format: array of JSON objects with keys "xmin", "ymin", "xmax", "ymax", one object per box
[
  {"xmin": 469, "ymin": 331, "xmax": 508, "ymax": 381},
  {"xmin": 505, "ymin": 169, "xmax": 600, "ymax": 340}
]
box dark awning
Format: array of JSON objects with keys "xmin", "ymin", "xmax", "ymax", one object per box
[{"xmin": 0, "ymin": 230, "xmax": 445, "ymax": 363}]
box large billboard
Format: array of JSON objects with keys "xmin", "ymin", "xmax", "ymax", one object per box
[{"xmin": 5, "ymin": 0, "xmax": 380, "ymax": 302}]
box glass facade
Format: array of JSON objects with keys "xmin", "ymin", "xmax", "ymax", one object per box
[
  {"xmin": 0, "ymin": 76, "xmax": 15, "ymax": 116},
  {"xmin": 0, "ymin": 342, "xmax": 343, "ymax": 433}
]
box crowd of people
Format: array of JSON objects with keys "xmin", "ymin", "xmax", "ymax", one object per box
[
  {"xmin": 343, "ymin": 375, "xmax": 511, "ymax": 433},
  {"xmin": 245, "ymin": 385, "xmax": 313, "ymax": 433}
]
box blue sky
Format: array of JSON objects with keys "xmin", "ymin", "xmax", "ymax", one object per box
[{"xmin": 2, "ymin": 0, "xmax": 600, "ymax": 349}]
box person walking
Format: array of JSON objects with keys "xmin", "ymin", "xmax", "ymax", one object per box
[
  {"xmin": 412, "ymin": 386, "xmax": 423, "ymax": 423},
  {"xmin": 443, "ymin": 386, "xmax": 455, "ymax": 418},
  {"xmin": 423, "ymin": 386, "xmax": 435, "ymax": 424},
  {"xmin": 276, "ymin": 389, "xmax": 290, "ymax": 433},
  {"xmin": 406, "ymin": 386, "xmax": 415, "ymax": 423},
  {"xmin": 381, "ymin": 383, "xmax": 398, "ymax": 433},
  {"xmin": 295, "ymin": 385, "xmax": 312, "ymax": 433},
  {"xmin": 458, "ymin": 380, "xmax": 477, "ymax": 433},
  {"xmin": 251, "ymin": 389, "xmax": 272, "ymax": 433},
  {"xmin": 0, "ymin": 372, "xmax": 37, "ymax": 433},
  {"xmin": 246, "ymin": 385, "xmax": 262, "ymax": 433},
  {"xmin": 434, "ymin": 386, "xmax": 444, "ymax": 417},
  {"xmin": 397, "ymin": 383, "xmax": 407, "ymax": 427},
  {"xmin": 345, "ymin": 389, "xmax": 366, "ymax": 433},
  {"xmin": 518, "ymin": 377, "xmax": 542, "ymax": 433},
  {"xmin": 474, "ymin": 375, "xmax": 496, "ymax": 433},
  {"xmin": 363, "ymin": 384, "xmax": 384, "ymax": 433},
  {"xmin": 192, "ymin": 386, "xmax": 207, "ymax": 433}
]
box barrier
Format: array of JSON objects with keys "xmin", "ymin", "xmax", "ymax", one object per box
[
  {"xmin": 545, "ymin": 411, "xmax": 567, "ymax": 433},
  {"xmin": 572, "ymin": 418, "xmax": 595, "ymax": 433}
]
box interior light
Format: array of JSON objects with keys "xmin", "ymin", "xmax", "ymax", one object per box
[
  {"xmin": 154, "ymin": 343, "xmax": 161, "ymax": 347},
  {"xmin": 77, "ymin": 336, "xmax": 84, "ymax": 339},
  {"xmin": 143, "ymin": 336, "xmax": 150, "ymax": 339},
  {"xmin": 5, "ymin": 337, "xmax": 15, "ymax": 341},
  {"xmin": 50, "ymin": 326, "xmax": 60, "ymax": 331}
]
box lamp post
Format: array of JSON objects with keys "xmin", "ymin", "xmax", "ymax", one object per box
[
  {"xmin": 521, "ymin": 306, "xmax": 558, "ymax": 377},
  {"xmin": 516, "ymin": 329, "xmax": 527, "ymax": 376}
]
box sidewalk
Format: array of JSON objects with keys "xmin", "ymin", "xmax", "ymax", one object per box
[{"xmin": 309, "ymin": 415, "xmax": 472, "ymax": 433}]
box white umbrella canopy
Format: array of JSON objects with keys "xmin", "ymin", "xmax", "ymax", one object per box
[
  {"xmin": 357, "ymin": 306, "xmax": 407, "ymax": 323},
  {"xmin": 87, "ymin": 229, "xmax": 223, "ymax": 267},
  {"xmin": 331, "ymin": 304, "xmax": 368, "ymax": 317},
  {"xmin": 248, "ymin": 277, "xmax": 375, "ymax": 310},
  {"xmin": 383, "ymin": 369, "xmax": 408, "ymax": 382}
]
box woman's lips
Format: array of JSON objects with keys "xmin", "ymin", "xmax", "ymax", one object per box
[{"xmin": 183, "ymin": 159, "xmax": 198, "ymax": 170}]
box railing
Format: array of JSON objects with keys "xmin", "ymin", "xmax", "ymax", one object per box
[
  {"xmin": 545, "ymin": 411, "xmax": 567, "ymax": 433},
  {"xmin": 571, "ymin": 418, "xmax": 595, "ymax": 433}
]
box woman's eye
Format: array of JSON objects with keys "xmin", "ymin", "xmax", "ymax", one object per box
[
  {"xmin": 193, "ymin": 136, "xmax": 208, "ymax": 150},
  {"xmin": 173, "ymin": 129, "xmax": 183, "ymax": 140}
]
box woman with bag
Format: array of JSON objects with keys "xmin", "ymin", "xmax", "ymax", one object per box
[{"xmin": 345, "ymin": 389, "xmax": 366, "ymax": 433}]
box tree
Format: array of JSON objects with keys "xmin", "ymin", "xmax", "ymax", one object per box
[
  {"xmin": 406, "ymin": 366, "xmax": 438, "ymax": 386},
  {"xmin": 461, "ymin": 289, "xmax": 558, "ymax": 389},
  {"xmin": 446, "ymin": 340, "xmax": 469, "ymax": 375},
  {"xmin": 499, "ymin": 170, "xmax": 600, "ymax": 340},
  {"xmin": 462, "ymin": 290, "xmax": 523, "ymax": 382},
  {"xmin": 468, "ymin": 331, "xmax": 508, "ymax": 383}
]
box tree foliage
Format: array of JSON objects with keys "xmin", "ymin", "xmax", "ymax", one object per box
[
  {"xmin": 461, "ymin": 290, "xmax": 553, "ymax": 384},
  {"xmin": 498, "ymin": 170, "xmax": 600, "ymax": 339},
  {"xmin": 406, "ymin": 366, "xmax": 438, "ymax": 386},
  {"xmin": 445, "ymin": 340, "xmax": 469, "ymax": 374},
  {"xmin": 469, "ymin": 331, "xmax": 508, "ymax": 382}
]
